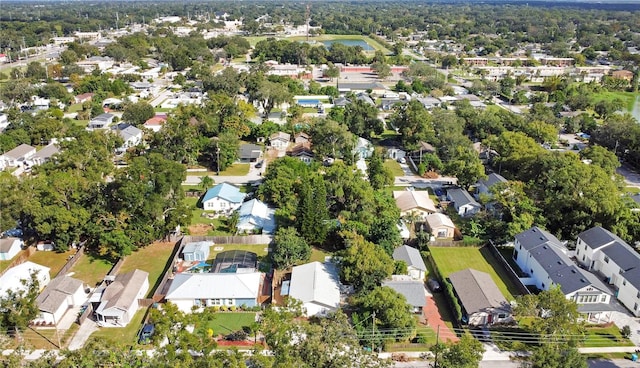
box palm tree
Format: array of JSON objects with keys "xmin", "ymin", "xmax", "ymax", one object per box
[{"xmin": 200, "ymin": 176, "xmax": 214, "ymax": 191}]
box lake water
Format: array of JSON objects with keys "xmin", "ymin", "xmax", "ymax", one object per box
[{"xmin": 322, "ymin": 39, "xmax": 374, "ymax": 51}]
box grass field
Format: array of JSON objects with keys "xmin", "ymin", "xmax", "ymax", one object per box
[
  {"xmin": 13, "ymin": 324, "xmax": 79, "ymax": 350},
  {"xmin": 582, "ymin": 324, "xmax": 634, "ymax": 348},
  {"xmin": 89, "ymin": 309, "xmax": 146, "ymax": 346},
  {"xmin": 120, "ymin": 242, "xmax": 176, "ymax": 297},
  {"xmin": 309, "ymin": 247, "xmax": 330, "ymax": 263},
  {"xmin": 69, "ymin": 252, "xmax": 114, "ymax": 287},
  {"xmin": 384, "ymin": 159, "xmax": 405, "ymax": 177},
  {"xmin": 29, "ymin": 249, "xmax": 75, "ymax": 277},
  {"xmin": 68, "ymin": 103, "xmax": 83, "ymax": 113},
  {"xmin": 207, "ymin": 312, "xmax": 257, "ymax": 336},
  {"xmin": 185, "ymin": 164, "xmax": 250, "ymax": 177},
  {"xmin": 592, "ymin": 91, "xmax": 639, "ymax": 112},
  {"xmin": 429, "ymin": 247, "xmax": 521, "ymax": 301},
  {"xmin": 184, "ymin": 197, "xmax": 235, "ymax": 236},
  {"xmin": 288, "ymin": 34, "xmax": 391, "ymax": 54}
]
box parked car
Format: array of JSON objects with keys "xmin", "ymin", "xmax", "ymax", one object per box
[
  {"xmin": 427, "ymin": 278, "xmax": 442, "ymax": 293},
  {"xmin": 255, "ymin": 160, "xmax": 263, "ymax": 169},
  {"xmin": 397, "ymin": 157, "xmax": 406, "ymax": 164},
  {"xmin": 139, "ymin": 323, "xmax": 155, "ymax": 344}
]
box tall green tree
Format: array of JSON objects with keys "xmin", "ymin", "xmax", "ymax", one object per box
[
  {"xmin": 355, "ymin": 286, "xmax": 417, "ymax": 342},
  {"xmin": 339, "ymin": 232, "xmax": 394, "ymax": 292},
  {"xmin": 0, "ymin": 272, "xmax": 41, "ymax": 335},
  {"xmin": 432, "ymin": 334, "xmax": 484, "ymax": 368},
  {"xmin": 367, "ymin": 149, "xmax": 394, "ymax": 190},
  {"xmin": 122, "ymin": 101, "xmax": 155, "ymax": 126},
  {"xmin": 271, "ymin": 227, "xmax": 311, "ymax": 269}
]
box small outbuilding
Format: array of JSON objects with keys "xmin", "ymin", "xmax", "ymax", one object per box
[{"xmin": 182, "ymin": 241, "xmax": 213, "ymax": 262}]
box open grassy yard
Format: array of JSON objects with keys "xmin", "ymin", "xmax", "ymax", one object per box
[
  {"xmin": 0, "ymin": 259, "xmax": 14, "ymax": 273},
  {"xmin": 592, "ymin": 91, "xmax": 639, "ymax": 112},
  {"xmin": 429, "ymin": 247, "xmax": 521, "ymax": 301},
  {"xmin": 582, "ymin": 324, "xmax": 634, "ymax": 348},
  {"xmin": 9, "ymin": 324, "xmax": 80, "ymax": 350},
  {"xmin": 185, "ymin": 164, "xmax": 250, "ymax": 177},
  {"xmin": 309, "ymin": 247, "xmax": 330, "ymax": 263},
  {"xmin": 29, "ymin": 249, "xmax": 75, "ymax": 277},
  {"xmin": 383, "ymin": 159, "xmax": 405, "ymax": 177},
  {"xmin": 68, "ymin": 103, "xmax": 83, "ymax": 113},
  {"xmin": 69, "ymin": 252, "xmax": 114, "ymax": 287},
  {"xmin": 90, "ymin": 309, "xmax": 146, "ymax": 346},
  {"xmin": 120, "ymin": 242, "xmax": 176, "ymax": 297},
  {"xmin": 184, "ymin": 197, "xmax": 235, "ymax": 236},
  {"xmin": 287, "ymin": 34, "xmax": 391, "ymax": 53},
  {"xmin": 207, "ymin": 312, "xmax": 256, "ymax": 336}
]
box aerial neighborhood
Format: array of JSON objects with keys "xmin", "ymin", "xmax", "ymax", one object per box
[{"xmin": 1, "ymin": 1, "xmax": 640, "ymax": 367}]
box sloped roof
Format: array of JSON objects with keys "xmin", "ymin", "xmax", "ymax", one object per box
[
  {"xmin": 202, "ymin": 183, "xmax": 246, "ymax": 204},
  {"xmin": 99, "ymin": 269, "xmax": 148, "ymax": 313},
  {"xmin": 479, "ymin": 173, "xmax": 507, "ymax": 188},
  {"xmin": 144, "ymin": 115, "xmax": 167, "ymax": 126},
  {"xmin": 514, "ymin": 226, "xmax": 563, "ymax": 251},
  {"xmin": 0, "ymin": 261, "xmax": 50, "ymax": 297},
  {"xmin": 32, "ymin": 144, "xmax": 60, "ymax": 161},
  {"xmin": 289, "ymin": 262, "xmax": 340, "ymax": 310},
  {"xmin": 393, "ymin": 190, "xmax": 437, "ymax": 213},
  {"xmin": 382, "ymin": 280, "xmax": 426, "ymax": 308},
  {"xmin": 37, "ymin": 276, "xmax": 84, "ymax": 314},
  {"xmin": 601, "ymin": 242, "xmax": 639, "ymax": 272},
  {"xmin": 270, "ymin": 132, "xmax": 291, "ymax": 142},
  {"xmin": 237, "ymin": 199, "xmax": 276, "ymax": 233},
  {"xmin": 425, "ymin": 213, "xmax": 455, "ymax": 229},
  {"xmin": 183, "ymin": 241, "xmax": 212, "ymax": 255},
  {"xmin": 449, "ymin": 269, "xmax": 509, "ymax": 314},
  {"xmin": 239, "ymin": 144, "xmax": 262, "ymax": 160},
  {"xmin": 165, "ymin": 272, "xmax": 262, "ymax": 299},
  {"xmin": 447, "ymin": 188, "xmax": 480, "ymax": 208},
  {"xmin": 578, "ymin": 226, "xmax": 623, "ymax": 250},
  {"xmin": 392, "ymin": 245, "xmax": 427, "ymax": 272},
  {"xmin": 0, "ymin": 237, "xmax": 21, "ymax": 253},
  {"xmin": 3, "ymin": 144, "xmax": 36, "ymax": 159},
  {"xmin": 118, "ymin": 125, "xmax": 143, "ymax": 141}
]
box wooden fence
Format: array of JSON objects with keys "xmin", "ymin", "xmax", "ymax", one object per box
[
  {"xmin": 55, "ymin": 245, "xmax": 85, "ymax": 278},
  {"xmin": 486, "ymin": 241, "xmax": 531, "ymax": 295},
  {"xmin": 182, "ymin": 234, "xmax": 273, "ymax": 245},
  {"xmin": 152, "ymin": 238, "xmax": 184, "ymax": 301},
  {"xmin": 0, "ymin": 247, "xmax": 36, "ymax": 277}
]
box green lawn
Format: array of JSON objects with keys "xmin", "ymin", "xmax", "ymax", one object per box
[
  {"xmin": 287, "ymin": 34, "xmax": 391, "ymax": 54},
  {"xmin": 207, "ymin": 312, "xmax": 257, "ymax": 336},
  {"xmin": 69, "ymin": 252, "xmax": 114, "ymax": 287},
  {"xmin": 29, "ymin": 249, "xmax": 75, "ymax": 277},
  {"xmin": 119, "ymin": 242, "xmax": 176, "ymax": 297},
  {"xmin": 429, "ymin": 247, "xmax": 521, "ymax": 301},
  {"xmin": 68, "ymin": 103, "xmax": 83, "ymax": 113},
  {"xmin": 185, "ymin": 164, "xmax": 250, "ymax": 177},
  {"xmin": 384, "ymin": 159, "xmax": 405, "ymax": 177},
  {"xmin": 582, "ymin": 325, "xmax": 634, "ymax": 348},
  {"xmin": 0, "ymin": 260, "xmax": 10, "ymax": 273},
  {"xmin": 592, "ymin": 91, "xmax": 639, "ymax": 112},
  {"xmin": 13, "ymin": 324, "xmax": 79, "ymax": 350},
  {"xmin": 90, "ymin": 309, "xmax": 146, "ymax": 346},
  {"xmin": 244, "ymin": 36, "xmax": 268, "ymax": 47},
  {"xmin": 309, "ymin": 247, "xmax": 330, "ymax": 263},
  {"xmin": 184, "ymin": 197, "xmax": 235, "ymax": 236}
]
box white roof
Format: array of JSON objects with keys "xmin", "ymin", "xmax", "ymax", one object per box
[
  {"xmin": 289, "ymin": 262, "xmax": 340, "ymax": 309},
  {"xmin": 393, "ymin": 190, "xmax": 437, "ymax": 213},
  {"xmin": 0, "ymin": 261, "xmax": 50, "ymax": 297},
  {"xmin": 425, "ymin": 213, "xmax": 455, "ymax": 229},
  {"xmin": 165, "ymin": 272, "xmax": 262, "ymax": 300}
]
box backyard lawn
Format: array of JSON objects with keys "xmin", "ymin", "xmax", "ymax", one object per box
[
  {"xmin": 582, "ymin": 324, "xmax": 634, "ymax": 348},
  {"xmin": 184, "ymin": 197, "xmax": 235, "ymax": 236},
  {"xmin": 429, "ymin": 246, "xmax": 521, "ymax": 301},
  {"xmin": 309, "ymin": 247, "xmax": 330, "ymax": 263},
  {"xmin": 185, "ymin": 164, "xmax": 250, "ymax": 177},
  {"xmin": 592, "ymin": 91, "xmax": 639, "ymax": 112},
  {"xmin": 89, "ymin": 309, "xmax": 146, "ymax": 346},
  {"xmin": 119, "ymin": 242, "xmax": 176, "ymax": 297},
  {"xmin": 207, "ymin": 312, "xmax": 256, "ymax": 336},
  {"xmin": 69, "ymin": 252, "xmax": 114, "ymax": 287},
  {"xmin": 383, "ymin": 159, "xmax": 405, "ymax": 177},
  {"xmin": 29, "ymin": 249, "xmax": 75, "ymax": 277},
  {"xmin": 13, "ymin": 324, "xmax": 80, "ymax": 350}
]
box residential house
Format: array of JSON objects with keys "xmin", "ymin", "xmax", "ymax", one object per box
[
  {"xmin": 355, "ymin": 92, "xmax": 375, "ymax": 106},
  {"xmin": 337, "ymin": 82, "xmax": 387, "ymax": 95},
  {"xmin": 182, "ymin": 241, "xmax": 212, "ymax": 262},
  {"xmin": 1, "ymin": 144, "xmax": 36, "ymax": 168},
  {"xmin": 288, "ymin": 142, "xmax": 314, "ymax": 164},
  {"xmin": 424, "ymin": 213, "xmax": 456, "ymax": 239},
  {"xmin": 392, "ymin": 245, "xmax": 427, "ymax": 281},
  {"xmin": 387, "ymin": 148, "xmax": 406, "ymax": 161},
  {"xmin": 236, "ymin": 199, "xmax": 276, "ymax": 234},
  {"xmin": 94, "ymin": 269, "xmax": 149, "ymax": 326},
  {"xmin": 112, "ymin": 124, "xmax": 143, "ymax": 153},
  {"xmin": 514, "ymin": 227, "xmax": 613, "ymax": 320},
  {"xmin": 333, "ymin": 96, "xmax": 350, "ymax": 107},
  {"xmin": 294, "ymin": 132, "xmax": 310, "ymax": 145},
  {"xmin": 476, "ymin": 173, "xmax": 507, "ymax": 199},
  {"xmin": 354, "ymin": 137, "xmax": 373, "ymax": 159},
  {"xmin": 27, "ymin": 143, "xmax": 60, "ymax": 167},
  {"xmin": 0, "ymin": 237, "xmax": 23, "ymax": 261},
  {"xmin": 269, "ymin": 132, "xmax": 291, "ymax": 150},
  {"xmin": 288, "ymin": 262, "xmax": 341, "ymax": 317},
  {"xmin": 416, "ymin": 97, "xmax": 442, "ymax": 110},
  {"xmin": 74, "ymin": 93, "xmax": 93, "ymax": 104},
  {"xmin": 165, "ymin": 272, "xmax": 264, "ymax": 313},
  {"xmin": 211, "ymin": 250, "xmax": 258, "ymax": 273},
  {"xmin": 0, "ymin": 262, "xmax": 50, "ymax": 299},
  {"xmin": 143, "ymin": 115, "xmax": 167, "ymax": 133},
  {"xmin": 201, "ymin": 183, "xmax": 246, "ymax": 212},
  {"xmin": 611, "ymin": 70, "xmax": 634, "ymax": 82},
  {"xmin": 449, "ymin": 268, "xmax": 512, "ymax": 326},
  {"xmin": 382, "ymin": 277, "xmax": 426, "ymax": 313},
  {"xmin": 576, "ymin": 226, "xmax": 640, "ymax": 317},
  {"xmin": 238, "ymin": 144, "xmax": 262, "ymax": 163},
  {"xmin": 87, "ymin": 113, "xmax": 115, "ymax": 130},
  {"xmin": 35, "ymin": 276, "xmax": 86, "ymax": 325},
  {"xmin": 393, "ymin": 190, "xmax": 437, "ymax": 220},
  {"xmin": 76, "ymin": 56, "xmax": 114, "ymax": 73},
  {"xmin": 446, "ymin": 188, "xmax": 481, "ymax": 217}
]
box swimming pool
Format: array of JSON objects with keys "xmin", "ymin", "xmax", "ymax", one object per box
[{"xmin": 322, "ymin": 39, "xmax": 374, "ymax": 51}]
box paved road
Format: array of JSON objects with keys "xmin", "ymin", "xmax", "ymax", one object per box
[{"xmin": 618, "ymin": 164, "xmax": 640, "ymax": 188}]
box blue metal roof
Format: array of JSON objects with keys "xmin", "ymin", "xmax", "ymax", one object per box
[{"xmin": 202, "ymin": 183, "xmax": 245, "ymax": 204}]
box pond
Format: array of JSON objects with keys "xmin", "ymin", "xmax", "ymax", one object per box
[{"xmin": 322, "ymin": 39, "xmax": 374, "ymax": 51}]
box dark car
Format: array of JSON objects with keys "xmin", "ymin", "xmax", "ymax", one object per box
[
  {"xmin": 427, "ymin": 278, "xmax": 443, "ymax": 293},
  {"xmin": 255, "ymin": 161, "xmax": 263, "ymax": 169},
  {"xmin": 139, "ymin": 323, "xmax": 155, "ymax": 344}
]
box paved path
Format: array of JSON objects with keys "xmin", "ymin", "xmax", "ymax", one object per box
[
  {"xmin": 67, "ymin": 319, "xmax": 98, "ymax": 351},
  {"xmin": 422, "ymin": 296, "xmax": 457, "ymax": 343},
  {"xmin": 609, "ymin": 311, "xmax": 640, "ymax": 346}
]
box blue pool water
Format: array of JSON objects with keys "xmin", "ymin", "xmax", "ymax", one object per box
[
  {"xmin": 297, "ymin": 99, "xmax": 321, "ymax": 106},
  {"xmin": 322, "ymin": 39, "xmax": 374, "ymax": 51}
]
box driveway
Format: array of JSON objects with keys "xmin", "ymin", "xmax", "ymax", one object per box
[
  {"xmin": 617, "ymin": 164, "xmax": 640, "ymax": 188},
  {"xmin": 422, "ymin": 294, "xmax": 458, "ymax": 343},
  {"xmin": 67, "ymin": 318, "xmax": 98, "ymax": 351},
  {"xmin": 609, "ymin": 311, "xmax": 640, "ymax": 346}
]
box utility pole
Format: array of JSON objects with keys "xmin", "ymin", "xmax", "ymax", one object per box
[
  {"xmin": 434, "ymin": 325, "xmax": 440, "ymax": 368},
  {"xmin": 216, "ymin": 144, "xmax": 221, "ymax": 175},
  {"xmin": 371, "ymin": 311, "xmax": 376, "ymax": 353}
]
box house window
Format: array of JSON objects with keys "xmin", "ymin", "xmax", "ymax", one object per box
[
  {"xmin": 194, "ymin": 299, "xmax": 202, "ymax": 307},
  {"xmin": 604, "ymin": 256, "xmax": 609, "ymax": 263},
  {"xmin": 513, "ymin": 251, "xmax": 518, "ymax": 261},
  {"xmin": 584, "ymin": 245, "xmax": 587, "ymax": 251},
  {"xmin": 635, "ymin": 303, "xmax": 638, "ymax": 311},
  {"xmin": 530, "ymin": 269, "xmax": 534, "ymax": 274},
  {"xmin": 226, "ymin": 298, "xmax": 234, "ymax": 306},
  {"xmin": 210, "ymin": 299, "xmax": 222, "ymax": 306},
  {"xmin": 582, "ymin": 255, "xmax": 585, "ymax": 261},
  {"xmin": 498, "ymin": 313, "xmax": 507, "ymax": 319},
  {"xmin": 601, "ymin": 295, "xmax": 607, "ymax": 302},
  {"xmin": 576, "ymin": 249, "xmax": 580, "ymax": 256},
  {"xmin": 541, "ymin": 283, "xmax": 545, "ymax": 289},
  {"xmin": 637, "ymin": 291, "xmax": 640, "ymax": 299},
  {"xmin": 438, "ymin": 230, "xmax": 448, "ymax": 238}
]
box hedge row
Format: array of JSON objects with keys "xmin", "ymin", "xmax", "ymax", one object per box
[{"xmin": 425, "ymin": 252, "xmax": 463, "ymax": 325}]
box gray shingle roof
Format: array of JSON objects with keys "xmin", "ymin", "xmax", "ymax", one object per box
[
  {"xmin": 447, "ymin": 188, "xmax": 480, "ymax": 208},
  {"xmin": 382, "ymin": 280, "xmax": 426, "ymax": 308},
  {"xmin": 480, "ymin": 173, "xmax": 507, "ymax": 188},
  {"xmin": 515, "ymin": 227, "xmax": 562, "ymax": 251},
  {"xmin": 36, "ymin": 276, "xmax": 84, "ymax": 314},
  {"xmin": 392, "ymin": 245, "xmax": 426, "ymax": 271},
  {"xmin": 602, "ymin": 242, "xmax": 639, "ymax": 272},
  {"xmin": 578, "ymin": 226, "xmax": 622, "ymax": 250},
  {"xmin": 449, "ymin": 269, "xmax": 510, "ymax": 314},
  {"xmin": 622, "ymin": 267, "xmax": 640, "ymax": 291}
]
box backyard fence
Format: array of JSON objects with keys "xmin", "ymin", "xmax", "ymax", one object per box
[
  {"xmin": 425, "ymin": 253, "xmax": 462, "ymax": 330},
  {"xmin": 0, "ymin": 247, "xmax": 36, "ymax": 278},
  {"xmin": 55, "ymin": 245, "xmax": 86, "ymax": 278},
  {"xmin": 152, "ymin": 238, "xmax": 185, "ymax": 301},
  {"xmin": 486, "ymin": 241, "xmax": 531, "ymax": 295},
  {"xmin": 77, "ymin": 303, "xmax": 93, "ymax": 325},
  {"xmin": 182, "ymin": 235, "xmax": 273, "ymax": 245}
]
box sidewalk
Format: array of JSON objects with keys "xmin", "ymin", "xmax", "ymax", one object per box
[{"xmin": 67, "ymin": 318, "xmax": 98, "ymax": 351}]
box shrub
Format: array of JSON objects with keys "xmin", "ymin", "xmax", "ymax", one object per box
[
  {"xmin": 225, "ymin": 330, "xmax": 248, "ymax": 341},
  {"xmin": 230, "ymin": 306, "xmax": 237, "ymax": 312},
  {"xmin": 621, "ymin": 325, "xmax": 631, "ymax": 339}
]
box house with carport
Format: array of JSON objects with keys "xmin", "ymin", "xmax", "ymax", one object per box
[{"xmin": 94, "ymin": 269, "xmax": 149, "ymax": 326}]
